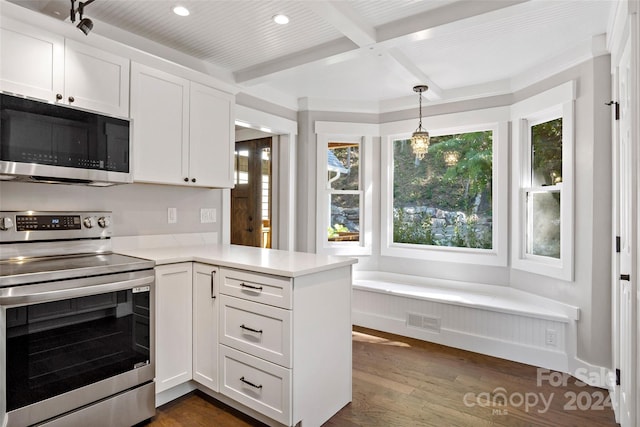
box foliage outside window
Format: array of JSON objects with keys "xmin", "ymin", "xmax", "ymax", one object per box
[
  {"xmin": 526, "ymin": 118, "xmax": 562, "ymax": 259},
  {"xmin": 392, "ymin": 130, "xmax": 493, "ymax": 249},
  {"xmin": 327, "ymin": 142, "xmax": 360, "ymax": 243}
]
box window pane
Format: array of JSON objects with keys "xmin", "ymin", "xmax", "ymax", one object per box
[
  {"xmin": 527, "ymin": 191, "xmax": 560, "ymax": 258},
  {"xmin": 328, "ymin": 143, "xmax": 359, "ymax": 190},
  {"xmin": 392, "ymin": 131, "xmax": 493, "ymax": 249},
  {"xmin": 328, "ymin": 194, "xmax": 360, "ymax": 242},
  {"xmin": 531, "ymin": 118, "xmax": 562, "ymax": 186},
  {"xmin": 234, "ymin": 150, "xmax": 248, "ymax": 185}
]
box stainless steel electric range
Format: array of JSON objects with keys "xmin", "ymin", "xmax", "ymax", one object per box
[{"xmin": 0, "ymin": 211, "xmax": 155, "ymax": 427}]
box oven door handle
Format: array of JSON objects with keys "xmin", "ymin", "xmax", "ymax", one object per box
[{"xmin": 0, "ymin": 274, "xmax": 153, "ymax": 305}]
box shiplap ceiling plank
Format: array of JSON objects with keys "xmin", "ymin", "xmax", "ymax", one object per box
[{"xmin": 8, "ymin": 0, "xmax": 617, "ymax": 109}]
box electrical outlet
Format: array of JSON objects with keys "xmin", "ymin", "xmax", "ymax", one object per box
[
  {"xmin": 200, "ymin": 208, "xmax": 216, "ymax": 223},
  {"xmin": 545, "ymin": 329, "xmax": 557, "ymax": 346},
  {"xmin": 168, "ymin": 208, "xmax": 177, "ymax": 224}
]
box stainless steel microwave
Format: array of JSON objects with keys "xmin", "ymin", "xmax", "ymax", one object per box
[{"xmin": 0, "ymin": 93, "xmax": 132, "ymax": 186}]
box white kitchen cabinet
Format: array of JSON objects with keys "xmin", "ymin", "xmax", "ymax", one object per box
[
  {"xmin": 155, "ymin": 263, "xmax": 193, "ymax": 393},
  {"xmin": 218, "ymin": 266, "xmax": 352, "ymax": 427},
  {"xmin": 130, "ymin": 63, "xmax": 189, "ymax": 185},
  {"xmin": 0, "ymin": 18, "xmax": 129, "ymax": 117},
  {"xmin": 192, "ymin": 263, "xmax": 219, "ymax": 392},
  {"xmin": 63, "ymin": 39, "xmax": 130, "ymax": 117},
  {"xmin": 130, "ymin": 62, "xmax": 234, "ymax": 188},
  {"xmin": 0, "ymin": 18, "xmax": 63, "ymax": 102}
]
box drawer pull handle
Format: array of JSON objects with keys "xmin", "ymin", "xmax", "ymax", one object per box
[
  {"xmin": 211, "ymin": 270, "xmax": 217, "ymax": 299},
  {"xmin": 240, "ymin": 324, "xmax": 263, "ymax": 334},
  {"xmin": 240, "ymin": 282, "xmax": 263, "ymax": 292},
  {"xmin": 240, "ymin": 376, "xmax": 262, "ymax": 389}
]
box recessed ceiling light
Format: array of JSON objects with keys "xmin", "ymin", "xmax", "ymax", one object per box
[
  {"xmin": 272, "ymin": 14, "xmax": 289, "ymax": 25},
  {"xmin": 173, "ymin": 5, "xmax": 190, "ymax": 17}
]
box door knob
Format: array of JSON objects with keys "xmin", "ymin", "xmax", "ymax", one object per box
[{"xmin": 68, "ymin": 96, "xmax": 75, "ymax": 103}]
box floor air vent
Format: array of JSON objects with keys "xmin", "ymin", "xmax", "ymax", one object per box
[{"xmin": 406, "ymin": 313, "xmax": 441, "ymax": 333}]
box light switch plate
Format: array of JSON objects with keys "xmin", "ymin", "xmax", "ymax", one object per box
[
  {"xmin": 168, "ymin": 207, "xmax": 177, "ymax": 224},
  {"xmin": 200, "ymin": 208, "xmax": 216, "ymax": 223}
]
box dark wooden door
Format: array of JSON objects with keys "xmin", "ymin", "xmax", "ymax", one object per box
[{"xmin": 231, "ymin": 138, "xmax": 271, "ymax": 247}]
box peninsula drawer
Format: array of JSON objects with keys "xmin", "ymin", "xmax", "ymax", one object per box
[
  {"xmin": 219, "ymin": 268, "xmax": 292, "ymax": 309},
  {"xmin": 219, "ymin": 344, "xmax": 291, "ymax": 425},
  {"xmin": 219, "ymin": 295, "xmax": 292, "ymax": 367}
]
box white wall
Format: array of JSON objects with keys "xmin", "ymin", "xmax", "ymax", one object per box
[{"xmin": 0, "ymin": 182, "xmax": 223, "ymax": 238}]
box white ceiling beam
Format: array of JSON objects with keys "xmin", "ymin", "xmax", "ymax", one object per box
[
  {"xmin": 376, "ymin": 0, "xmax": 531, "ymax": 44},
  {"xmin": 387, "ymin": 49, "xmax": 442, "ymax": 101},
  {"xmin": 303, "ymin": 1, "xmax": 377, "ymax": 47},
  {"xmin": 234, "ymin": 37, "xmax": 359, "ymax": 84},
  {"xmin": 235, "ymin": 0, "xmax": 530, "ymax": 86}
]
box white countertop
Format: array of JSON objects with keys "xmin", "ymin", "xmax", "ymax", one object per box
[{"xmin": 117, "ymin": 244, "xmax": 357, "ymax": 278}]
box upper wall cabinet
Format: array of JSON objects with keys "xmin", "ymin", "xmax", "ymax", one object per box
[
  {"xmin": 0, "ymin": 19, "xmax": 130, "ymax": 117},
  {"xmin": 130, "ymin": 62, "xmax": 234, "ymax": 188},
  {"xmin": 63, "ymin": 40, "xmax": 130, "ymax": 117}
]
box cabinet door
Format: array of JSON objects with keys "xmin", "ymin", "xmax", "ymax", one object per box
[
  {"xmin": 155, "ymin": 263, "xmax": 193, "ymax": 393},
  {"xmin": 193, "ymin": 263, "xmax": 219, "ymax": 391},
  {"xmin": 131, "ymin": 63, "xmax": 189, "ymax": 185},
  {"xmin": 189, "ymin": 82, "xmax": 234, "ymax": 188},
  {"xmin": 0, "ymin": 18, "xmax": 64, "ymax": 102},
  {"xmin": 64, "ymin": 40, "xmax": 130, "ymax": 117}
]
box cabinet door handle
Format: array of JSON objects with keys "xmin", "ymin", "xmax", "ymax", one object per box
[
  {"xmin": 240, "ymin": 376, "xmax": 262, "ymax": 389},
  {"xmin": 240, "ymin": 324, "xmax": 263, "ymax": 334},
  {"xmin": 184, "ymin": 177, "xmax": 189, "ymax": 182},
  {"xmin": 56, "ymin": 93, "xmax": 63, "ymax": 100},
  {"xmin": 68, "ymin": 96, "xmax": 75, "ymax": 103},
  {"xmin": 240, "ymin": 282, "xmax": 262, "ymax": 292},
  {"xmin": 191, "ymin": 178, "xmax": 196, "ymax": 183},
  {"xmin": 210, "ymin": 270, "xmax": 216, "ymax": 299},
  {"xmin": 621, "ymin": 274, "xmax": 631, "ymax": 281}
]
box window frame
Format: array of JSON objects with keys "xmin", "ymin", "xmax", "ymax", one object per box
[
  {"xmin": 511, "ymin": 81, "xmax": 575, "ymax": 281},
  {"xmin": 315, "ymin": 123, "xmax": 375, "ymax": 256},
  {"xmin": 380, "ymin": 107, "xmax": 509, "ymax": 266}
]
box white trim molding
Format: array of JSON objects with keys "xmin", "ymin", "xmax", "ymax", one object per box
[
  {"xmin": 314, "ymin": 121, "xmax": 377, "ymax": 256},
  {"xmin": 380, "ymin": 107, "xmax": 510, "ymax": 266},
  {"xmin": 510, "ymin": 81, "xmax": 576, "ymax": 281}
]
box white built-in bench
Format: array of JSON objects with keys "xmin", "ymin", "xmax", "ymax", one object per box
[{"xmin": 352, "ymin": 271, "xmax": 580, "ymax": 373}]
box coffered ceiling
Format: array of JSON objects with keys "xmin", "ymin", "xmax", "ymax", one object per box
[{"xmin": 8, "ymin": 0, "xmax": 618, "ymax": 111}]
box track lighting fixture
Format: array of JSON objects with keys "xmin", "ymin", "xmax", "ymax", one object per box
[{"xmin": 70, "ymin": 0, "xmax": 95, "ymax": 35}]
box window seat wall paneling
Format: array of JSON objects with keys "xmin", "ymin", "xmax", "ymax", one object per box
[{"xmin": 352, "ymin": 270, "xmax": 581, "ymax": 376}]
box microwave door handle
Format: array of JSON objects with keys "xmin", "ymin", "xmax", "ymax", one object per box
[{"xmin": 0, "ymin": 275, "xmax": 153, "ymax": 305}]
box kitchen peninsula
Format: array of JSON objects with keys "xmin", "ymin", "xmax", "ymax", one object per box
[{"xmin": 117, "ymin": 242, "xmax": 357, "ymax": 427}]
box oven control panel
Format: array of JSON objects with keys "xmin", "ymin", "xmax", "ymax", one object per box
[
  {"xmin": 0, "ymin": 211, "xmax": 112, "ymax": 242},
  {"xmin": 15, "ymin": 214, "xmax": 82, "ymax": 231}
]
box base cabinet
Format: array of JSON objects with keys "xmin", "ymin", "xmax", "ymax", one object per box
[
  {"xmin": 155, "ymin": 262, "xmax": 352, "ymax": 427},
  {"xmin": 193, "ymin": 263, "xmax": 219, "ymax": 391},
  {"xmin": 155, "ymin": 263, "xmax": 193, "ymax": 393}
]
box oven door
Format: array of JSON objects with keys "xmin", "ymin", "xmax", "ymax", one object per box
[{"xmin": 0, "ymin": 270, "xmax": 154, "ymax": 427}]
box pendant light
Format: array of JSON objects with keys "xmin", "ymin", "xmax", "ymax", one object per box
[{"xmin": 410, "ymin": 85, "xmax": 430, "ymax": 161}]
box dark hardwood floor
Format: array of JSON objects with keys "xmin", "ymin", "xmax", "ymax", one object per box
[{"xmin": 149, "ymin": 326, "xmax": 618, "ymax": 426}]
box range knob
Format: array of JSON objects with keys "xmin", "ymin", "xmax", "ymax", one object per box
[
  {"xmin": 83, "ymin": 217, "xmax": 96, "ymax": 228},
  {"xmin": 98, "ymin": 216, "xmax": 111, "ymax": 228},
  {"xmin": 0, "ymin": 217, "xmax": 14, "ymax": 231}
]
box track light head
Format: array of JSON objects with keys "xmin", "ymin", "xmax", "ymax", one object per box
[{"xmin": 77, "ymin": 17, "xmax": 93, "ymax": 35}]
